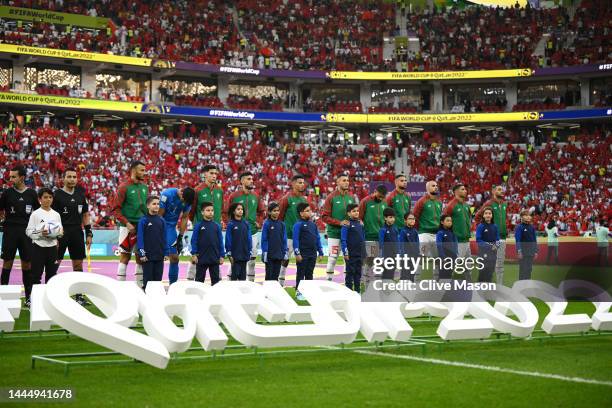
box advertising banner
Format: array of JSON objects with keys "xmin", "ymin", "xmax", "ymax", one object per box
[
  {"xmin": 533, "ymin": 63, "xmax": 612, "ymax": 76},
  {"xmin": 0, "ymin": 44, "xmax": 152, "ymax": 67},
  {"xmin": 0, "ymin": 92, "xmax": 143, "ymax": 113},
  {"xmin": 0, "ymin": 6, "xmax": 110, "ymax": 29},
  {"xmin": 328, "ymin": 68, "xmax": 532, "ymax": 81},
  {"xmin": 151, "ymin": 105, "xmax": 326, "ymax": 122},
  {"xmin": 538, "ymin": 108, "xmax": 612, "ymax": 120},
  {"xmin": 326, "ymin": 112, "xmax": 539, "ymax": 124},
  {"xmin": 174, "ymin": 61, "xmax": 327, "ymax": 79}
]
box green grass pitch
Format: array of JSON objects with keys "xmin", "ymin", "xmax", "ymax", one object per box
[{"xmin": 0, "ymin": 264, "xmax": 611, "ymax": 407}]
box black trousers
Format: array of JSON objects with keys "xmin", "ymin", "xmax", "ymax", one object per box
[
  {"xmin": 196, "ymin": 263, "xmax": 220, "ymax": 285},
  {"xmin": 599, "ymin": 246, "xmax": 608, "ymax": 266},
  {"xmin": 265, "ymin": 259, "xmax": 282, "ymax": 281},
  {"xmin": 345, "ymin": 257, "xmax": 362, "ymax": 292},
  {"xmin": 142, "ymin": 260, "xmax": 164, "ymax": 290},
  {"xmin": 231, "ymin": 260, "xmax": 247, "ymax": 281},
  {"xmin": 478, "ymin": 254, "xmax": 497, "ymax": 283},
  {"xmin": 546, "ymin": 246, "xmax": 558, "ymax": 264},
  {"xmin": 296, "ymin": 256, "xmax": 316, "ymax": 291},
  {"xmin": 519, "ymin": 255, "xmax": 534, "ymax": 280},
  {"xmin": 27, "ymin": 244, "xmax": 58, "ymax": 300}
]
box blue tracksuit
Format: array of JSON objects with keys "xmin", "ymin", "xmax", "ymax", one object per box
[
  {"xmin": 436, "ymin": 227, "xmax": 458, "ymax": 280},
  {"xmin": 137, "ymin": 213, "xmax": 169, "ymax": 289},
  {"xmin": 515, "ymin": 222, "xmax": 538, "ymax": 280},
  {"xmin": 341, "ymin": 219, "xmax": 365, "ymax": 292},
  {"xmin": 225, "ymin": 219, "xmax": 252, "ymax": 281},
  {"xmin": 379, "ymin": 224, "xmax": 400, "ymax": 258},
  {"xmin": 160, "ymin": 188, "xmax": 191, "ymax": 254},
  {"xmin": 399, "ymin": 226, "xmax": 420, "ymax": 280},
  {"xmin": 191, "ymin": 219, "xmax": 224, "ymax": 284},
  {"xmin": 261, "ymin": 218, "xmax": 288, "ymax": 280},
  {"xmin": 379, "ymin": 224, "xmax": 400, "ymax": 280},
  {"xmin": 293, "ymin": 218, "xmax": 323, "ymax": 290},
  {"xmin": 476, "ymin": 222, "xmax": 500, "ymax": 282},
  {"xmin": 160, "ymin": 188, "xmax": 191, "ymax": 284}
]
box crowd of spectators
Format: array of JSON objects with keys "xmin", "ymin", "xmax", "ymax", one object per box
[
  {"xmin": 303, "ymin": 97, "xmax": 364, "ymax": 113},
  {"xmin": 406, "ymin": 129, "xmax": 611, "ymax": 234},
  {"xmin": 235, "ymin": 0, "xmax": 396, "ymax": 71},
  {"xmin": 368, "ymin": 102, "xmax": 418, "ymax": 114},
  {"xmin": 0, "ymin": 0, "xmax": 395, "ymax": 71},
  {"xmin": 402, "ymin": 3, "xmax": 563, "ymax": 71},
  {"xmin": 0, "ymin": 119, "xmax": 394, "ymax": 229},
  {"xmin": 0, "ymin": 0, "xmax": 239, "ymax": 62},
  {"xmin": 4, "ymin": 0, "xmax": 608, "ymax": 73},
  {"xmin": 32, "ymin": 83, "xmax": 146, "ymax": 102},
  {"xmin": 512, "ymin": 101, "xmax": 566, "ymax": 111},
  {"xmin": 173, "ymin": 94, "xmax": 224, "ymax": 108},
  {"xmin": 541, "ymin": 0, "xmax": 611, "ymax": 67},
  {"xmin": 226, "ymin": 94, "xmax": 284, "ymax": 111},
  {"xmin": 0, "ymin": 117, "xmax": 609, "ymax": 233}
]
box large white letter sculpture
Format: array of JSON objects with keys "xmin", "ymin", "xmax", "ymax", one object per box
[{"xmin": 0, "ymin": 273, "xmax": 609, "ymax": 369}]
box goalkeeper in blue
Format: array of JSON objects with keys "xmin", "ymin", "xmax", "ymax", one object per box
[{"xmin": 158, "ymin": 187, "xmax": 195, "ymax": 284}]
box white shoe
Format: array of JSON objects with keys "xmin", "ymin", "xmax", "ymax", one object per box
[{"xmin": 296, "ymin": 291, "xmax": 305, "ymax": 301}]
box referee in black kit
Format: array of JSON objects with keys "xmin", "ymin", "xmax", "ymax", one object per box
[
  {"xmin": 51, "ymin": 168, "xmax": 93, "ymax": 305},
  {"xmin": 0, "ymin": 165, "xmax": 39, "ymax": 291}
]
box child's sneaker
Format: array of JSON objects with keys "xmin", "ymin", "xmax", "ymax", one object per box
[
  {"xmin": 23, "ymin": 299, "xmax": 31, "ymax": 310},
  {"xmin": 295, "ymin": 291, "xmax": 305, "ymax": 301}
]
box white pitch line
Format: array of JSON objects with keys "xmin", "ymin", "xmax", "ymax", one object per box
[{"xmin": 325, "ymin": 347, "xmax": 612, "ymax": 387}]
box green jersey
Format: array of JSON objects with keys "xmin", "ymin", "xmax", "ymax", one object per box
[
  {"xmin": 322, "ymin": 189, "xmax": 358, "ymax": 239},
  {"xmin": 227, "ymin": 190, "xmax": 263, "ymax": 235},
  {"xmin": 359, "ymin": 194, "xmax": 387, "ymax": 241},
  {"xmin": 112, "ymin": 180, "xmax": 148, "ymax": 226},
  {"xmin": 279, "ymin": 192, "xmax": 307, "ymax": 237},
  {"xmin": 386, "ymin": 189, "xmax": 412, "ymax": 229},
  {"xmin": 475, "ymin": 199, "xmax": 508, "ymax": 239},
  {"xmin": 414, "ymin": 195, "xmax": 442, "ymax": 234},
  {"xmin": 192, "ymin": 183, "xmax": 224, "ymax": 224},
  {"xmin": 443, "ymin": 198, "xmax": 472, "ymax": 243}
]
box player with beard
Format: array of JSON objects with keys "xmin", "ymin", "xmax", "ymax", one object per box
[
  {"xmin": 413, "ymin": 180, "xmax": 443, "ymax": 280},
  {"xmin": 386, "ymin": 174, "xmax": 412, "ymax": 230},
  {"xmin": 278, "ymin": 175, "xmax": 309, "ymax": 287},
  {"xmin": 51, "ymin": 168, "xmax": 93, "ymax": 305},
  {"xmin": 111, "ymin": 161, "xmax": 148, "ymax": 288},
  {"xmin": 474, "ymin": 185, "xmax": 508, "ymax": 285},
  {"xmin": 442, "ymin": 184, "xmax": 473, "ymax": 280},
  {"xmin": 359, "ymin": 185, "xmax": 388, "ymax": 286},
  {"xmin": 0, "ymin": 165, "xmax": 39, "ymax": 306},
  {"xmin": 225, "ymin": 172, "xmax": 265, "ymax": 282},
  {"xmin": 187, "ymin": 165, "xmax": 224, "ymax": 280},
  {"xmin": 321, "ymin": 174, "xmax": 358, "ymax": 281}
]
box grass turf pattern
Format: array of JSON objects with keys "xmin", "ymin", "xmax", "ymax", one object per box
[{"xmin": 1, "ymin": 265, "xmax": 611, "ymax": 407}]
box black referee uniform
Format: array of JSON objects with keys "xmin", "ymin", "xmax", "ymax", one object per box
[
  {"xmin": 52, "ymin": 187, "xmax": 89, "ymax": 263},
  {"xmin": 0, "ymin": 187, "xmax": 39, "ymax": 284}
]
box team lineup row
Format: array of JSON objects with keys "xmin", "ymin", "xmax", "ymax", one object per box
[{"xmin": 1, "ymin": 158, "xmax": 523, "ymax": 305}]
